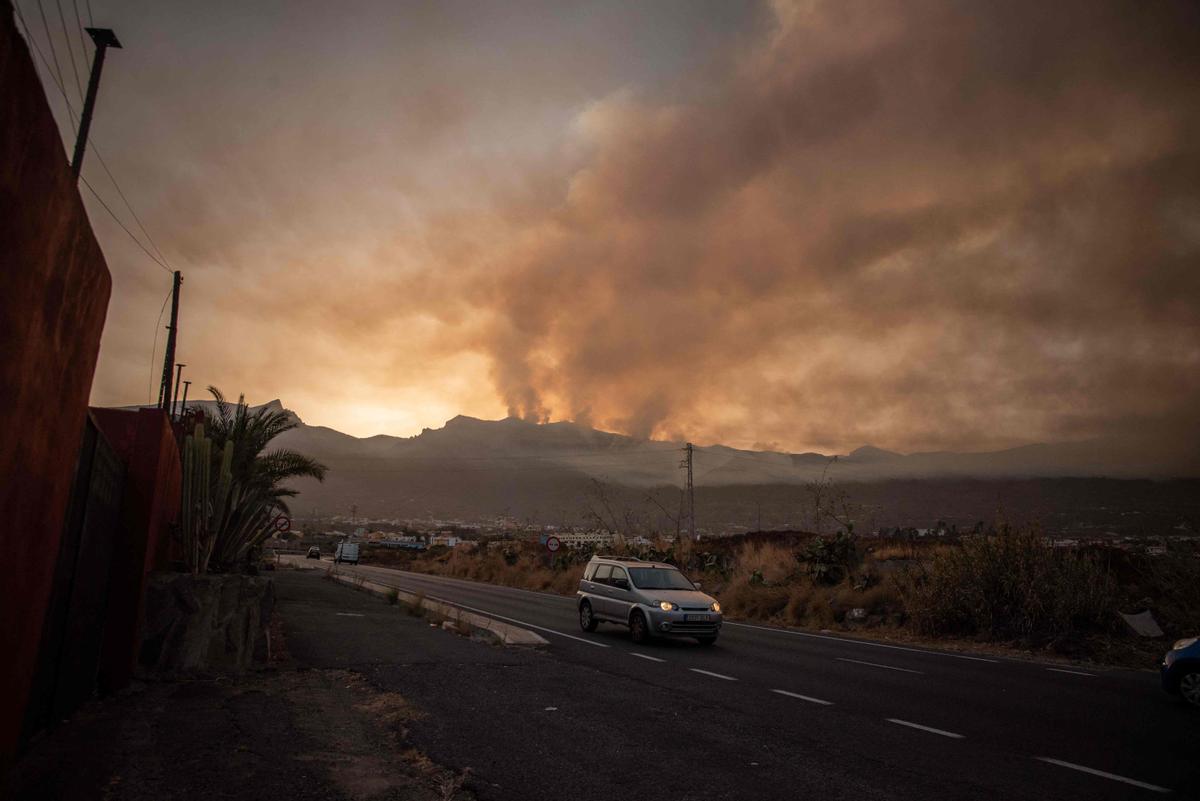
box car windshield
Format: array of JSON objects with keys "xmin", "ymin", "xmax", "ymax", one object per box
[{"xmin": 629, "ymin": 567, "xmax": 694, "ymax": 590}]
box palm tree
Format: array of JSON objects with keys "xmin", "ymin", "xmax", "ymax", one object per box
[{"xmin": 180, "ymin": 387, "xmax": 327, "ymax": 573}]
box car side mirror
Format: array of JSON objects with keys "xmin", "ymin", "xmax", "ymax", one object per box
[
  {"xmin": 693, "ymin": 581, "xmax": 702, "ymax": 590},
  {"xmin": 613, "ymin": 578, "xmax": 630, "ymax": 590}
]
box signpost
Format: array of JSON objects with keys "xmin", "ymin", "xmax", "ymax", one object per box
[{"xmin": 545, "ymin": 535, "xmax": 560, "ymax": 569}]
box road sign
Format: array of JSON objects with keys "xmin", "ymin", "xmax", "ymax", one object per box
[
  {"xmin": 272, "ymin": 514, "xmax": 291, "ymax": 532},
  {"xmin": 545, "ymin": 536, "xmax": 561, "ymax": 553}
]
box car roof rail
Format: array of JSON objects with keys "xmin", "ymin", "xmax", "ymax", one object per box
[{"xmin": 593, "ymin": 554, "xmax": 644, "ymax": 562}]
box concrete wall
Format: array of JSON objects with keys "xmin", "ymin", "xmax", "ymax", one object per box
[{"xmin": 0, "ymin": 0, "xmax": 113, "ymax": 766}]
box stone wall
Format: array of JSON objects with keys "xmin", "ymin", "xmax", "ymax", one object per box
[{"xmin": 140, "ymin": 574, "xmax": 275, "ymax": 674}]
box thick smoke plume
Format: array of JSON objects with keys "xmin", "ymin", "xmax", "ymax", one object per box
[{"xmin": 469, "ymin": 0, "xmax": 1200, "ymax": 465}]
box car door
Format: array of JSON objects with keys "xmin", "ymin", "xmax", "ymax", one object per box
[
  {"xmin": 607, "ymin": 566, "xmax": 634, "ymax": 623},
  {"xmin": 589, "ymin": 564, "xmax": 614, "ymax": 619}
]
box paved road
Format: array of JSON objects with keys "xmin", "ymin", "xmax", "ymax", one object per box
[{"xmin": 281, "ymin": 559, "xmax": 1197, "ymax": 799}]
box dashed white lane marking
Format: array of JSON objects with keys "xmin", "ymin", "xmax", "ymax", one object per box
[
  {"xmin": 631, "ymin": 652, "xmax": 666, "ymax": 663},
  {"xmin": 886, "ymin": 718, "xmax": 965, "ymax": 739},
  {"xmin": 1035, "ymin": 757, "xmax": 1170, "ymax": 793},
  {"xmin": 726, "ymin": 621, "xmax": 999, "ymax": 663},
  {"xmin": 771, "ymin": 689, "xmax": 833, "ymax": 705},
  {"xmin": 1046, "ymin": 668, "xmax": 1096, "ymax": 677},
  {"xmin": 836, "ymin": 657, "xmax": 924, "ymax": 674},
  {"xmin": 690, "ymin": 668, "xmax": 738, "ymax": 681},
  {"xmin": 335, "ymin": 612, "xmax": 365, "ymax": 617}
]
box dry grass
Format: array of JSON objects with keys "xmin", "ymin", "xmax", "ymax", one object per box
[
  {"xmin": 407, "ymin": 546, "xmax": 584, "ymax": 597},
  {"xmin": 387, "ymin": 532, "xmax": 1167, "ymax": 662},
  {"xmin": 894, "ymin": 529, "xmax": 1117, "ymax": 644},
  {"xmin": 729, "ymin": 541, "xmax": 797, "ymax": 585}
]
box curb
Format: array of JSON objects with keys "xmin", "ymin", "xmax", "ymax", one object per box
[{"xmin": 326, "ymin": 570, "xmax": 549, "ymax": 648}]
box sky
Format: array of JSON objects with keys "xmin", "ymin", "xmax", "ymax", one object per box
[{"xmin": 15, "ymin": 0, "xmax": 1200, "ymax": 468}]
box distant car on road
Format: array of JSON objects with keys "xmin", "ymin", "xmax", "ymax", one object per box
[
  {"xmin": 334, "ymin": 541, "xmax": 360, "ymax": 565},
  {"xmin": 577, "ymin": 555, "xmax": 722, "ymax": 645},
  {"xmin": 306, "ymin": 546, "xmax": 321, "ymax": 559},
  {"xmin": 1162, "ymin": 636, "xmax": 1200, "ymax": 707}
]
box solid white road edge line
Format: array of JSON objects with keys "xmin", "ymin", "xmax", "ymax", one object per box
[
  {"xmin": 836, "ymin": 657, "xmax": 924, "ymax": 674},
  {"xmin": 1046, "ymin": 668, "xmax": 1097, "ymax": 677},
  {"xmin": 390, "ymin": 568, "xmax": 576, "ymax": 602},
  {"xmin": 1035, "ymin": 757, "xmax": 1170, "ymax": 793},
  {"xmin": 381, "ymin": 588, "xmax": 611, "ymax": 649},
  {"xmin": 725, "ymin": 620, "xmax": 999, "ymax": 663},
  {"xmin": 771, "ymin": 689, "xmax": 833, "ymax": 705},
  {"xmin": 690, "ymin": 668, "xmax": 738, "ymax": 681},
  {"xmin": 886, "ymin": 718, "xmax": 965, "ymax": 739},
  {"xmin": 630, "ymin": 652, "xmax": 666, "ymax": 663}
]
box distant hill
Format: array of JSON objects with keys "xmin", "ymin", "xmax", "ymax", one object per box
[
  {"xmin": 262, "ymin": 407, "xmax": 1180, "ymax": 486},
  {"xmin": 151, "ymin": 401, "xmax": 1198, "ymax": 532}
]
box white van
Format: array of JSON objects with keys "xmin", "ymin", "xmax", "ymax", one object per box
[{"xmin": 334, "ymin": 541, "xmax": 360, "ymax": 565}]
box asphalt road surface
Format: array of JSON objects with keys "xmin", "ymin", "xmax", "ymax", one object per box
[{"xmin": 277, "ymin": 559, "xmax": 1198, "ymax": 800}]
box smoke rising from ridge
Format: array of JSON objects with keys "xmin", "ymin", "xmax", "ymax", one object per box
[{"xmin": 76, "ymin": 0, "xmax": 1200, "ymax": 470}]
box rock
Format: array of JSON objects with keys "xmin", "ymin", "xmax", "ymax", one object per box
[
  {"xmin": 847, "ymin": 607, "xmax": 867, "ymax": 622},
  {"xmin": 1119, "ymin": 609, "xmax": 1164, "ymax": 638}
]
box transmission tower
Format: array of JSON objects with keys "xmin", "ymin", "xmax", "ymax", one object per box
[{"xmin": 680, "ymin": 443, "xmax": 695, "ymax": 541}]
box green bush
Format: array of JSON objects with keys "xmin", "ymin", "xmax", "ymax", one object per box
[
  {"xmin": 896, "ymin": 528, "xmax": 1116, "ymax": 643},
  {"xmin": 797, "ymin": 532, "xmax": 858, "ymax": 585}
]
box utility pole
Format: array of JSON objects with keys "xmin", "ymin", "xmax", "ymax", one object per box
[
  {"xmin": 71, "ymin": 28, "xmax": 122, "ymax": 179},
  {"xmin": 178, "ymin": 380, "xmax": 191, "ymax": 419},
  {"xmin": 680, "ymin": 443, "xmax": 696, "ymax": 541},
  {"xmin": 158, "ymin": 271, "xmax": 182, "ymax": 411},
  {"xmin": 170, "ymin": 364, "xmax": 185, "ymax": 420}
]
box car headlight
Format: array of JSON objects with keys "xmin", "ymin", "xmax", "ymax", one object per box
[
  {"xmin": 1173, "ymin": 637, "xmax": 1198, "ymax": 651},
  {"xmin": 710, "ymin": 601, "xmax": 721, "ymax": 613},
  {"xmin": 658, "ymin": 601, "xmax": 678, "ymax": 611}
]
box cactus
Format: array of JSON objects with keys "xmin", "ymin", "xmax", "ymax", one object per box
[{"xmin": 180, "ymin": 389, "xmax": 327, "ymax": 573}]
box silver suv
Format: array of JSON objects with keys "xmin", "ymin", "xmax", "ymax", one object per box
[{"xmin": 577, "ymin": 555, "xmax": 722, "ymax": 645}]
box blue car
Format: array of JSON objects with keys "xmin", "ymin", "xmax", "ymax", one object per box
[{"xmin": 1161, "ymin": 636, "xmax": 1200, "ymax": 707}]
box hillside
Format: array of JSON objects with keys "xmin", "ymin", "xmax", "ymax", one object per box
[{"xmin": 155, "ymin": 401, "xmax": 1199, "ymax": 534}]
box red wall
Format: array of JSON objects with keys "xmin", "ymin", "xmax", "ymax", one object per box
[
  {"xmin": 0, "ymin": 0, "xmax": 113, "ymax": 767},
  {"xmin": 90, "ymin": 408, "xmax": 182, "ymax": 690}
]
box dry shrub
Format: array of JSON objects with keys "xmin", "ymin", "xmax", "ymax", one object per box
[
  {"xmin": 720, "ymin": 581, "xmax": 791, "ymax": 619},
  {"xmin": 896, "ymin": 528, "xmax": 1116, "ymax": 643},
  {"xmin": 1142, "ymin": 543, "xmax": 1200, "ymax": 635},
  {"xmin": 404, "ymin": 543, "xmax": 585, "ymax": 597},
  {"xmin": 731, "ymin": 541, "xmax": 797, "ymax": 586}
]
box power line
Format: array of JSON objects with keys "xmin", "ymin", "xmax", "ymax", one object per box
[
  {"xmin": 147, "ymin": 285, "xmax": 173, "ymax": 403},
  {"xmin": 90, "ymin": 147, "xmax": 172, "ymax": 265},
  {"xmin": 70, "ymin": 0, "xmax": 91, "ymax": 93},
  {"xmin": 78, "ymin": 173, "xmax": 173, "ymax": 273},
  {"xmin": 54, "ymin": 0, "xmax": 84, "ymax": 102},
  {"xmin": 16, "ymin": 4, "xmax": 175, "ymax": 276},
  {"xmin": 33, "ymin": 0, "xmax": 67, "ymax": 99}
]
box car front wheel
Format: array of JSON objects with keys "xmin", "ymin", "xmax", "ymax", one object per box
[
  {"xmin": 579, "ymin": 601, "xmax": 598, "ymax": 632},
  {"xmin": 1180, "ymin": 670, "xmax": 1200, "ymax": 707},
  {"xmin": 629, "ymin": 610, "xmax": 648, "ymax": 644}
]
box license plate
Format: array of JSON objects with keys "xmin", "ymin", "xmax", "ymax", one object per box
[{"xmin": 685, "ymin": 614, "xmax": 713, "ymax": 622}]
